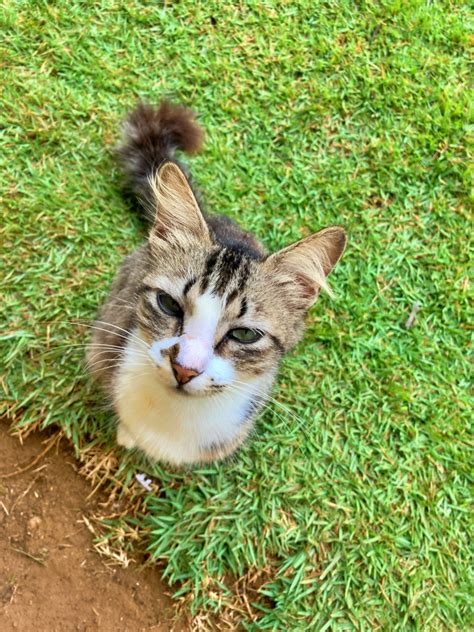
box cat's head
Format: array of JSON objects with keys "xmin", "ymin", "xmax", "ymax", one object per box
[{"xmin": 133, "ymin": 161, "xmax": 346, "ymax": 396}]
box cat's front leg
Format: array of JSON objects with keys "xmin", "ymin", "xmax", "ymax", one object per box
[{"xmin": 117, "ymin": 422, "xmax": 137, "ymax": 449}]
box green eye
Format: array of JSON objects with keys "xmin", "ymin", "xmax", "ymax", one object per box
[
  {"xmin": 157, "ymin": 292, "xmax": 182, "ymax": 317},
  {"xmin": 228, "ymin": 328, "xmax": 263, "ymax": 344}
]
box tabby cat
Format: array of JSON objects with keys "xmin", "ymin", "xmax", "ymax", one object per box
[{"xmin": 88, "ymin": 101, "xmax": 346, "ymax": 465}]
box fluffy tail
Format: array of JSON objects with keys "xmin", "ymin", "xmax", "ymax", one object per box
[{"xmin": 117, "ymin": 100, "xmax": 204, "ymax": 203}]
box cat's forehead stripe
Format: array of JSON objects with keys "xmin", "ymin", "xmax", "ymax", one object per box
[
  {"xmin": 213, "ymin": 249, "xmax": 244, "ymax": 295},
  {"xmin": 225, "ymin": 288, "xmax": 239, "ymax": 307},
  {"xmin": 199, "ymin": 247, "xmax": 252, "ymax": 298},
  {"xmin": 200, "ymin": 249, "xmax": 220, "ymax": 292},
  {"xmin": 237, "ymin": 297, "xmax": 248, "ymax": 319},
  {"xmin": 237, "ymin": 259, "xmax": 250, "ymax": 293},
  {"xmin": 183, "ymin": 276, "xmax": 197, "ymax": 296}
]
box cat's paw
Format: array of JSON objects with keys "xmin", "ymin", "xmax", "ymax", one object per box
[{"xmin": 117, "ymin": 423, "xmax": 136, "ymax": 449}]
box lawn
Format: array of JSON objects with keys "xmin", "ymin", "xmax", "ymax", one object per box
[{"xmin": 1, "ymin": 1, "xmax": 472, "ymax": 629}]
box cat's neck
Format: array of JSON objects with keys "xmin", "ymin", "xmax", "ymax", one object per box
[{"xmin": 114, "ymin": 343, "xmax": 272, "ymax": 465}]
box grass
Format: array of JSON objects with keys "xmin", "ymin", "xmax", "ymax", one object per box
[{"xmin": 1, "ymin": 0, "xmax": 472, "ymax": 628}]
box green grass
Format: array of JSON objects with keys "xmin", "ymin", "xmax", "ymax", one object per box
[{"xmin": 1, "ymin": 1, "xmax": 472, "ymax": 628}]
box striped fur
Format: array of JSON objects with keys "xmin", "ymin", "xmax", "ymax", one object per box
[{"xmin": 88, "ymin": 101, "xmax": 347, "ymax": 466}]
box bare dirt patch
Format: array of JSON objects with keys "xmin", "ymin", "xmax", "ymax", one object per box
[{"xmin": 0, "ymin": 421, "xmax": 180, "ymax": 632}]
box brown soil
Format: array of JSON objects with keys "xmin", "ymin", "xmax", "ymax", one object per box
[{"xmin": 0, "ymin": 422, "xmax": 181, "ymax": 632}]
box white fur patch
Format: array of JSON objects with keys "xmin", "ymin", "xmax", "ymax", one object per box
[
  {"xmin": 115, "ymin": 334, "xmax": 269, "ymax": 465},
  {"xmin": 176, "ymin": 291, "xmax": 221, "ymax": 371}
]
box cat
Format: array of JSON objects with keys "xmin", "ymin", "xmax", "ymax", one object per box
[{"xmin": 87, "ymin": 101, "xmax": 346, "ymax": 466}]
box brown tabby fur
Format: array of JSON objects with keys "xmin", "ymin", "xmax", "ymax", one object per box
[{"xmin": 88, "ymin": 101, "xmax": 346, "ymax": 465}]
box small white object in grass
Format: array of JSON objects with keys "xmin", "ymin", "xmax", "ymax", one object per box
[
  {"xmin": 135, "ymin": 473, "xmax": 153, "ymax": 492},
  {"xmin": 405, "ymin": 301, "xmax": 421, "ymax": 329}
]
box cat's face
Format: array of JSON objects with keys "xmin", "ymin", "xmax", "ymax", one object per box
[
  {"xmin": 132, "ymin": 162, "xmax": 345, "ymax": 397},
  {"xmin": 135, "ymin": 243, "xmax": 296, "ymax": 397}
]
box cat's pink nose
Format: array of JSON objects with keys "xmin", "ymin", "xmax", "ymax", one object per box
[{"xmin": 171, "ymin": 362, "xmax": 200, "ymax": 386}]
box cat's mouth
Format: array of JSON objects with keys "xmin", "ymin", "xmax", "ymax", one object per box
[
  {"xmin": 148, "ymin": 338, "xmax": 231, "ymax": 397},
  {"xmin": 172, "ymin": 383, "xmax": 194, "ymax": 396},
  {"xmin": 157, "ymin": 370, "xmax": 211, "ymax": 397},
  {"xmin": 167, "ymin": 377, "xmax": 226, "ymax": 398}
]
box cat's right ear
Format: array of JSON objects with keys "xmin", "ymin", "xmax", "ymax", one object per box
[
  {"xmin": 264, "ymin": 226, "xmax": 347, "ymax": 308},
  {"xmin": 149, "ymin": 161, "xmax": 211, "ymax": 243}
]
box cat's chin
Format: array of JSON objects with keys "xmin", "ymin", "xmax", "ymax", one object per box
[{"xmin": 169, "ymin": 384, "xmax": 201, "ymax": 396}]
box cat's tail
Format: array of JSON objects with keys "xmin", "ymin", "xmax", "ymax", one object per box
[{"xmin": 117, "ymin": 100, "xmax": 204, "ymax": 204}]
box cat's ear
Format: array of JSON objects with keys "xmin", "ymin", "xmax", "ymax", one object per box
[
  {"xmin": 150, "ymin": 161, "xmax": 210, "ymax": 242},
  {"xmin": 265, "ymin": 226, "xmax": 346, "ymax": 307}
]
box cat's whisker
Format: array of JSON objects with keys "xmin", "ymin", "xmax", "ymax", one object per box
[
  {"xmin": 48, "ymin": 320, "xmax": 150, "ymax": 351},
  {"xmin": 224, "ymin": 384, "xmax": 312, "ymax": 454},
  {"xmin": 205, "ymin": 380, "xmax": 293, "ymax": 432},
  {"xmin": 92, "ymin": 320, "xmax": 150, "ymax": 350},
  {"xmin": 47, "ymin": 341, "xmax": 150, "ymax": 361},
  {"xmin": 87, "ymin": 324, "xmax": 146, "ymax": 348},
  {"xmin": 86, "ymin": 358, "xmax": 152, "ymax": 373},
  {"xmin": 87, "ymin": 350, "xmax": 149, "ymax": 367},
  {"xmin": 231, "ymin": 379, "xmax": 304, "ymax": 419},
  {"xmin": 87, "ymin": 347, "xmax": 152, "ymax": 367},
  {"xmin": 87, "ymin": 347, "xmax": 150, "ymax": 362},
  {"xmin": 88, "ymin": 361, "xmax": 151, "ymax": 375},
  {"xmin": 211, "ymin": 382, "xmax": 305, "ymax": 452},
  {"xmin": 41, "ymin": 343, "xmax": 151, "ymax": 369},
  {"xmin": 42, "ymin": 343, "xmax": 127, "ymax": 354},
  {"xmin": 86, "ymin": 359, "xmax": 122, "ymax": 373},
  {"xmin": 228, "ymin": 380, "xmax": 310, "ymax": 432}
]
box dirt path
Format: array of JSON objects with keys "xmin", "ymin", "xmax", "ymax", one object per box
[{"xmin": 0, "ymin": 422, "xmax": 181, "ymax": 632}]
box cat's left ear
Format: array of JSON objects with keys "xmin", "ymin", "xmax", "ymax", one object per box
[
  {"xmin": 264, "ymin": 226, "xmax": 347, "ymax": 307},
  {"xmin": 150, "ymin": 161, "xmax": 211, "ymax": 242}
]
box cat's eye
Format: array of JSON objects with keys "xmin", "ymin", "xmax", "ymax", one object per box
[
  {"xmin": 228, "ymin": 328, "xmax": 263, "ymax": 344},
  {"xmin": 157, "ymin": 292, "xmax": 182, "ymax": 317}
]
